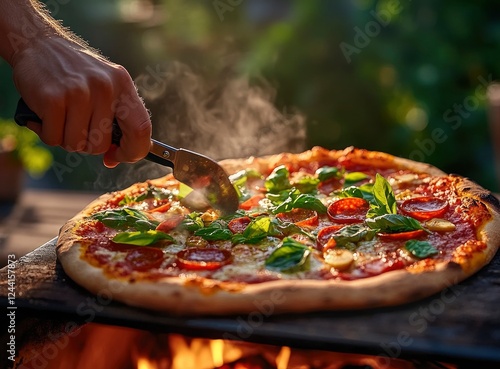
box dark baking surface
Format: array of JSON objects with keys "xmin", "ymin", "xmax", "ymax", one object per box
[{"xmin": 1, "ymin": 238, "xmax": 500, "ymax": 365}]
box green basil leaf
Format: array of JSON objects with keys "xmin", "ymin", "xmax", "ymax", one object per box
[
  {"xmin": 405, "ymin": 240, "xmax": 438, "ymax": 258},
  {"xmin": 331, "ymin": 224, "xmax": 377, "ymax": 248},
  {"xmin": 92, "ymin": 208, "xmax": 158, "ymax": 231},
  {"xmin": 265, "ymin": 165, "xmax": 292, "ymax": 193},
  {"xmin": 366, "ymin": 174, "xmax": 397, "ymax": 218},
  {"xmin": 271, "ymin": 192, "xmax": 327, "ymax": 214},
  {"xmin": 112, "ymin": 230, "xmax": 174, "ymax": 246},
  {"xmin": 265, "ymin": 237, "xmax": 310, "ymax": 272},
  {"xmin": 294, "ymin": 176, "xmax": 320, "ymax": 194},
  {"xmin": 194, "ymin": 220, "xmax": 232, "ymax": 241},
  {"xmin": 230, "ymin": 169, "xmax": 263, "ymax": 201},
  {"xmin": 343, "ymin": 171, "xmax": 369, "ymax": 187},
  {"xmin": 316, "ymin": 166, "xmax": 343, "ymax": 182},
  {"xmin": 232, "ymin": 217, "xmax": 274, "ymax": 244},
  {"xmin": 182, "ymin": 212, "xmax": 204, "ymax": 232},
  {"xmin": 366, "ymin": 214, "xmax": 423, "ymax": 233},
  {"xmin": 335, "ymin": 183, "xmax": 375, "ymax": 202}
]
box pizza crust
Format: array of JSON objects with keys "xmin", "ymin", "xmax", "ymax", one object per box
[{"xmin": 56, "ymin": 146, "xmax": 500, "ymax": 315}]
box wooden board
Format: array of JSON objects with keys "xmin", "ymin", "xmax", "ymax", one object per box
[{"xmin": 1, "ymin": 238, "xmax": 500, "ymax": 366}]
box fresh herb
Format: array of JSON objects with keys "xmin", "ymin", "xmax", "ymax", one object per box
[
  {"xmin": 91, "ymin": 208, "xmax": 159, "ymax": 231},
  {"xmin": 232, "ymin": 217, "xmax": 275, "ymax": 244},
  {"xmin": 271, "ymin": 192, "xmax": 327, "ymax": 214},
  {"xmin": 182, "ymin": 212, "xmax": 204, "ymax": 232},
  {"xmin": 294, "ymin": 176, "xmax": 320, "ymax": 194},
  {"xmin": 265, "ymin": 165, "xmax": 292, "ymax": 193},
  {"xmin": 366, "ymin": 214, "xmax": 423, "ymax": 233},
  {"xmin": 194, "ymin": 219, "xmax": 233, "ymax": 241},
  {"xmin": 405, "ymin": 240, "xmax": 438, "ymax": 258},
  {"xmin": 343, "ymin": 171, "xmax": 369, "ymax": 187},
  {"xmin": 330, "ymin": 224, "xmax": 377, "ymax": 249},
  {"xmin": 366, "ymin": 174, "xmax": 397, "ymax": 218},
  {"xmin": 336, "ymin": 183, "xmax": 374, "ymax": 202},
  {"xmin": 112, "ymin": 230, "xmax": 174, "ymax": 246},
  {"xmin": 265, "ymin": 237, "xmax": 311, "ymax": 273},
  {"xmin": 316, "ymin": 166, "xmax": 343, "ymax": 182}
]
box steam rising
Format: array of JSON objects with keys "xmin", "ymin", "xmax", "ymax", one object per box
[{"xmin": 92, "ymin": 62, "xmax": 307, "ymax": 191}]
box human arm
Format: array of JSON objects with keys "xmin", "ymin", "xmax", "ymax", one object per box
[{"xmin": 0, "ymin": 0, "xmax": 151, "ymax": 167}]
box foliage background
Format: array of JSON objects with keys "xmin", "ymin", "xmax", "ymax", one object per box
[{"xmin": 1, "ymin": 0, "xmax": 499, "ymax": 192}]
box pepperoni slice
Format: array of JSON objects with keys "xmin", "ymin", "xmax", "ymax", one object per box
[
  {"xmin": 124, "ymin": 247, "xmax": 164, "ymax": 271},
  {"xmin": 316, "ymin": 224, "xmax": 346, "ymax": 250},
  {"xmin": 377, "ymin": 229, "xmax": 426, "ymax": 241},
  {"xmin": 240, "ymin": 194, "xmax": 265, "ymax": 210},
  {"xmin": 176, "ymin": 248, "xmax": 231, "ymax": 270},
  {"xmin": 228, "ymin": 216, "xmax": 252, "ymax": 234},
  {"xmin": 276, "ymin": 208, "xmax": 318, "ymax": 227},
  {"xmin": 400, "ymin": 196, "xmax": 448, "ymax": 221},
  {"xmin": 327, "ymin": 198, "xmax": 369, "ymax": 224}
]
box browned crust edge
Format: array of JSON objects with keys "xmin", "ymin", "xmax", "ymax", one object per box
[{"xmin": 56, "ymin": 146, "xmax": 500, "ymax": 316}]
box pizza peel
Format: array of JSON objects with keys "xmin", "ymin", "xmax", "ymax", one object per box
[{"xmin": 14, "ymin": 98, "xmax": 239, "ymax": 215}]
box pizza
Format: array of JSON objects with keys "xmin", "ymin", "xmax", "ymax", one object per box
[{"xmin": 57, "ymin": 146, "xmax": 500, "ymax": 315}]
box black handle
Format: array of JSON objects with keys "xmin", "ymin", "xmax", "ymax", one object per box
[{"xmin": 14, "ymin": 98, "xmax": 123, "ymax": 145}]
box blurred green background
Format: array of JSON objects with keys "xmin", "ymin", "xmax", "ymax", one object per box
[{"xmin": 1, "ymin": 0, "xmax": 499, "ymax": 192}]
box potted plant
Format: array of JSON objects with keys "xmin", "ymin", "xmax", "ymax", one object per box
[{"xmin": 0, "ymin": 118, "xmax": 53, "ymax": 202}]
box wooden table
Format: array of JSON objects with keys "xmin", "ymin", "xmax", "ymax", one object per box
[{"xmin": 0, "ymin": 189, "xmax": 98, "ymax": 267}]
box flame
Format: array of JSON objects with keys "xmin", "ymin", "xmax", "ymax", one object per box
[
  {"xmin": 210, "ymin": 339, "xmax": 225, "ymax": 367},
  {"xmin": 137, "ymin": 357, "xmax": 157, "ymax": 369},
  {"xmin": 275, "ymin": 346, "xmax": 291, "ymax": 369}
]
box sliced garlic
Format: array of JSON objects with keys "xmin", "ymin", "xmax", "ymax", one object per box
[
  {"xmin": 424, "ymin": 218, "xmax": 456, "ymax": 232},
  {"xmin": 324, "ymin": 249, "xmax": 354, "ymax": 270}
]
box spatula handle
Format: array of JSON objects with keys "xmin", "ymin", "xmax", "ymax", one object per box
[{"xmin": 15, "ymin": 98, "xmax": 122, "ymax": 145}]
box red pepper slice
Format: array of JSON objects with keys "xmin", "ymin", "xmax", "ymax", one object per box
[
  {"xmin": 276, "ymin": 208, "xmax": 318, "ymax": 227},
  {"xmin": 228, "ymin": 216, "xmax": 252, "ymax": 234},
  {"xmin": 377, "ymin": 229, "xmax": 426, "ymax": 241},
  {"xmin": 400, "ymin": 196, "xmax": 448, "ymax": 221},
  {"xmin": 176, "ymin": 248, "xmax": 231, "ymax": 270},
  {"xmin": 124, "ymin": 247, "xmax": 164, "ymax": 271},
  {"xmin": 327, "ymin": 198, "xmax": 369, "ymax": 224},
  {"xmin": 156, "ymin": 214, "xmax": 185, "ymax": 232},
  {"xmin": 240, "ymin": 194, "xmax": 265, "ymax": 210}
]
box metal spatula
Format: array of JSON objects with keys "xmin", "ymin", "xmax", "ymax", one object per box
[{"xmin": 14, "ymin": 99, "xmax": 239, "ymax": 215}]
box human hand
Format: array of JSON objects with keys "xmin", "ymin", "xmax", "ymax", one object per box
[{"xmin": 11, "ymin": 35, "xmax": 152, "ymax": 168}]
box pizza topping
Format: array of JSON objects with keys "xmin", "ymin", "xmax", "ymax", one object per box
[
  {"xmin": 400, "ymin": 196, "xmax": 449, "ymax": 220},
  {"xmin": 343, "ymin": 171, "xmax": 370, "ymax": 187},
  {"xmin": 228, "ymin": 216, "xmax": 252, "ymax": 234},
  {"xmin": 324, "ymin": 224, "xmax": 377, "ymax": 250},
  {"xmin": 366, "ymin": 173, "xmax": 398, "ymax": 218},
  {"xmin": 265, "ymin": 237, "xmax": 311, "ymax": 273},
  {"xmin": 324, "ymin": 249, "xmax": 354, "ymax": 270},
  {"xmin": 423, "ymin": 218, "xmax": 456, "ymax": 232},
  {"xmin": 405, "ymin": 240, "xmax": 438, "ymax": 258},
  {"xmin": 316, "ymin": 225, "xmax": 346, "ymax": 250},
  {"xmin": 112, "ymin": 230, "xmax": 174, "ymax": 246},
  {"xmin": 176, "ymin": 248, "xmax": 231, "ymax": 270},
  {"xmin": 265, "ymin": 165, "xmax": 292, "ymax": 193},
  {"xmin": 156, "ymin": 213, "xmax": 185, "ymax": 232},
  {"xmin": 365, "ymin": 214, "xmax": 424, "ymax": 234},
  {"xmin": 276, "ymin": 208, "xmax": 319, "ymax": 227},
  {"xmin": 239, "ymin": 194, "xmax": 265, "ymax": 210},
  {"xmin": 269, "ymin": 189, "xmax": 327, "ymax": 215},
  {"xmin": 194, "ymin": 219, "xmax": 233, "ymax": 241},
  {"xmin": 92, "ymin": 208, "xmax": 159, "ymax": 231},
  {"xmin": 327, "ymin": 198, "xmax": 369, "ymax": 224},
  {"xmin": 377, "ymin": 229, "xmax": 426, "ymax": 241},
  {"xmin": 316, "ymin": 166, "xmax": 343, "ymax": 182},
  {"xmin": 124, "ymin": 247, "xmax": 165, "ymax": 271}
]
